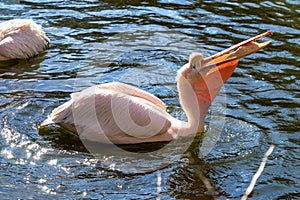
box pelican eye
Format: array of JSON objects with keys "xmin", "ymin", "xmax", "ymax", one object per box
[{"xmin": 192, "ymin": 64, "xmax": 196, "ymax": 69}]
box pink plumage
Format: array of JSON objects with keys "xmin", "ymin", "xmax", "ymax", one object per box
[
  {"xmin": 0, "ymin": 19, "xmax": 50, "ymax": 60},
  {"xmin": 40, "ymin": 32, "xmax": 271, "ymax": 144}
]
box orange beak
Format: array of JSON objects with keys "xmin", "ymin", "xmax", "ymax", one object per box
[{"xmin": 194, "ymin": 31, "xmax": 272, "ymax": 103}]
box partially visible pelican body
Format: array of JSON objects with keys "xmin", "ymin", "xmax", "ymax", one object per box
[
  {"xmin": 41, "ymin": 32, "xmax": 272, "ymax": 144},
  {"xmin": 0, "ymin": 19, "xmax": 50, "ymax": 60}
]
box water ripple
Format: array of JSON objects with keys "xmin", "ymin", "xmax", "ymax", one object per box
[{"xmin": 0, "ymin": 0, "xmax": 299, "ymax": 199}]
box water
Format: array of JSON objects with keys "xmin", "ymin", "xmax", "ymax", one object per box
[{"xmin": 0, "ymin": 0, "xmax": 299, "ymax": 199}]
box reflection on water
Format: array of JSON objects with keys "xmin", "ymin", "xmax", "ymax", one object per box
[{"xmin": 0, "ymin": 0, "xmax": 299, "ymax": 199}]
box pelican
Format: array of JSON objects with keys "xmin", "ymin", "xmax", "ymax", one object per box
[
  {"xmin": 41, "ymin": 32, "xmax": 272, "ymax": 144},
  {"xmin": 0, "ymin": 19, "xmax": 50, "ymax": 60}
]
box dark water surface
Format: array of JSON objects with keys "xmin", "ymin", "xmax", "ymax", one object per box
[{"xmin": 0, "ymin": 0, "xmax": 299, "ymax": 199}]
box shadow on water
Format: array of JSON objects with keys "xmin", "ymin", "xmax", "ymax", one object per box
[
  {"xmin": 0, "ymin": 54, "xmax": 48, "ymax": 78},
  {"xmin": 39, "ymin": 124, "xmax": 226, "ymax": 199},
  {"xmin": 0, "ymin": 58, "xmax": 39, "ymax": 72},
  {"xmin": 38, "ymin": 119, "xmax": 263, "ymax": 199},
  {"xmin": 38, "ymin": 126, "xmax": 88, "ymax": 152},
  {"xmin": 39, "ymin": 125, "xmax": 170, "ymax": 154}
]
